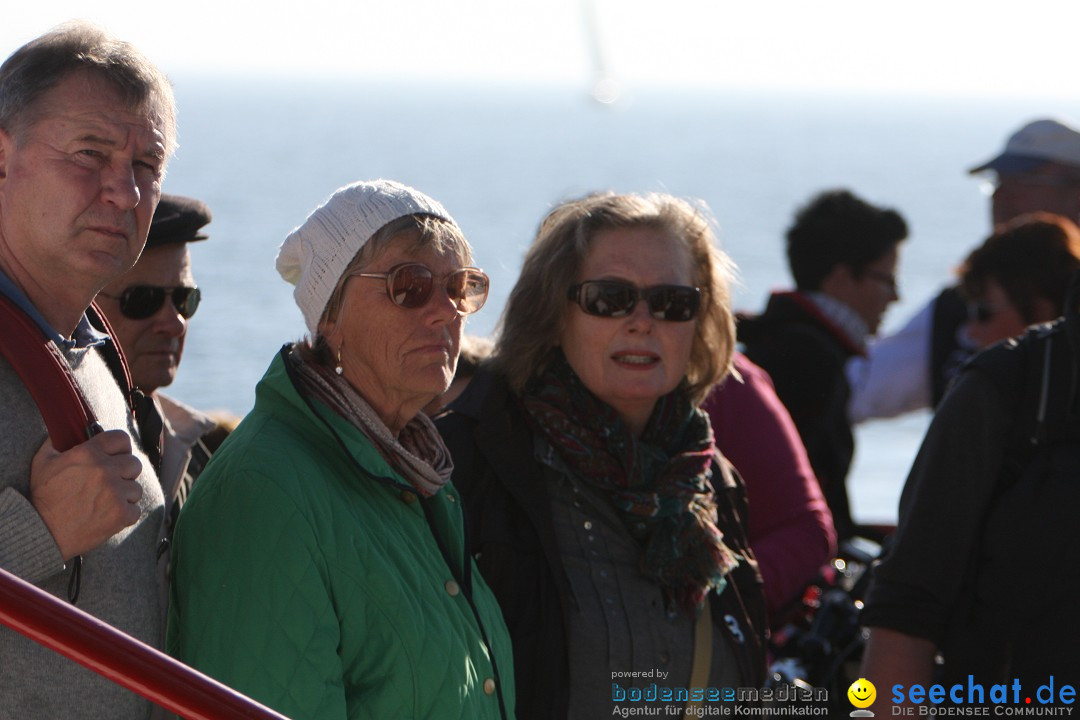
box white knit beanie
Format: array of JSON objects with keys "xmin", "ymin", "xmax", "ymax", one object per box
[{"xmin": 275, "ymin": 179, "xmax": 457, "ymax": 337}]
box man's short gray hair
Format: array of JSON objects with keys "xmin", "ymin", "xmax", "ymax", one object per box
[{"xmin": 0, "ymin": 21, "xmax": 177, "ymax": 154}]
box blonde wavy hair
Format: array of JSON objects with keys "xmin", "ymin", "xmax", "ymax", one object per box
[{"xmin": 492, "ymin": 191, "xmax": 737, "ymax": 405}]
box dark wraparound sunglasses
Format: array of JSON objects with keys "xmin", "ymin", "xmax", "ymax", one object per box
[
  {"xmin": 100, "ymin": 285, "xmax": 201, "ymax": 320},
  {"xmin": 353, "ymin": 263, "xmax": 489, "ymax": 315},
  {"xmin": 568, "ymin": 280, "xmax": 701, "ymax": 322}
]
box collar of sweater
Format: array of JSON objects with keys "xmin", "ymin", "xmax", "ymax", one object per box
[{"xmin": 805, "ymin": 291, "xmax": 870, "ymax": 352}]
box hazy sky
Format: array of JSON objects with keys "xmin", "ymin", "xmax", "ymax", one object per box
[{"xmin": 4, "ymin": 0, "xmax": 1080, "ymax": 98}]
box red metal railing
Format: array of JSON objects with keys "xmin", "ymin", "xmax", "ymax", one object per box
[{"xmin": 0, "ymin": 566, "xmax": 290, "ymax": 720}]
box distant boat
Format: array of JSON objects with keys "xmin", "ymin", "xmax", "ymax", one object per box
[{"xmin": 581, "ymin": 0, "xmax": 623, "ymax": 105}]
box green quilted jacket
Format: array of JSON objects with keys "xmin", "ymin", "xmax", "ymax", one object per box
[{"xmin": 167, "ymin": 347, "xmax": 516, "ymax": 719}]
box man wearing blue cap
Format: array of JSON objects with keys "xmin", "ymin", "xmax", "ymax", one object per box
[
  {"xmin": 97, "ymin": 194, "xmax": 222, "ymax": 535},
  {"xmin": 975, "ymin": 118, "xmax": 1080, "ymax": 226},
  {"xmin": 848, "ymin": 117, "xmax": 1080, "ymax": 423}
]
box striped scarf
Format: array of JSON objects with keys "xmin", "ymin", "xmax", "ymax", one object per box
[{"xmin": 520, "ymin": 350, "xmax": 740, "ymax": 616}]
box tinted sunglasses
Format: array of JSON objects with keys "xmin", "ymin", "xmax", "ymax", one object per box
[
  {"xmin": 568, "ymin": 280, "xmax": 701, "ymax": 322},
  {"xmin": 101, "ymin": 285, "xmax": 201, "ymax": 320},
  {"xmin": 354, "ymin": 263, "xmax": 489, "ymax": 315}
]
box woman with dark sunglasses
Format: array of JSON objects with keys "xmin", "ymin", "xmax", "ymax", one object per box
[
  {"xmin": 959, "ymin": 212, "xmax": 1080, "ymax": 350},
  {"xmin": 436, "ymin": 191, "xmax": 767, "ymax": 718},
  {"xmin": 167, "ymin": 180, "xmax": 515, "ymax": 720}
]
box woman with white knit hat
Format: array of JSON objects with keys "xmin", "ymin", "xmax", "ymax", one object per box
[{"xmin": 167, "ymin": 180, "xmax": 515, "ymax": 719}]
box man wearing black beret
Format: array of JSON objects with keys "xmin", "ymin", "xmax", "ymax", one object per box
[{"xmin": 97, "ymin": 193, "xmax": 226, "ymax": 537}]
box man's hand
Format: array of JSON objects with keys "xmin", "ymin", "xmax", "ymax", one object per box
[{"xmin": 29, "ymin": 430, "xmax": 144, "ymax": 561}]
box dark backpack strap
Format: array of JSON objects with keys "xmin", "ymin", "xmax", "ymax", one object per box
[
  {"xmin": 86, "ymin": 302, "xmax": 136, "ymax": 415},
  {"xmin": 994, "ymin": 320, "xmax": 1080, "ymax": 470},
  {"xmin": 86, "ymin": 303, "xmax": 163, "ymax": 473},
  {"xmin": 959, "ymin": 323, "xmax": 1053, "ymax": 488},
  {"xmin": 995, "ymin": 269, "xmax": 1080, "ymax": 456},
  {"xmin": 0, "ymin": 293, "xmax": 94, "ymax": 452}
]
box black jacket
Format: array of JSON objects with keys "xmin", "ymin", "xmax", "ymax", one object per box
[
  {"xmin": 436, "ymin": 370, "xmax": 767, "ymax": 719},
  {"xmin": 864, "ymin": 320, "xmax": 1080, "ymax": 689},
  {"xmin": 738, "ymin": 291, "xmax": 860, "ymax": 540}
]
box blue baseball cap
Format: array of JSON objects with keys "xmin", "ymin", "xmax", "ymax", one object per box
[{"xmin": 969, "ymin": 118, "xmax": 1080, "ymax": 175}]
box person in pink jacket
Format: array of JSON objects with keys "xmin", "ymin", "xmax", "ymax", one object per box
[{"xmin": 704, "ymin": 352, "xmax": 836, "ymax": 622}]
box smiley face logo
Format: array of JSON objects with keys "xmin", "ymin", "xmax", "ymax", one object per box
[{"xmin": 847, "ymin": 677, "xmax": 876, "ymax": 709}]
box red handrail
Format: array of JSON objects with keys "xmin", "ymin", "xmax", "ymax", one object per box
[{"xmin": 0, "ymin": 566, "xmax": 290, "ymax": 720}]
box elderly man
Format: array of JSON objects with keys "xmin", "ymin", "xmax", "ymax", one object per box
[
  {"xmin": 977, "ymin": 118, "xmax": 1080, "ymax": 227},
  {"xmin": 97, "ymin": 194, "xmax": 220, "ymax": 535},
  {"xmin": 0, "ymin": 21, "xmax": 176, "ymax": 719},
  {"xmin": 848, "ymin": 117, "xmax": 1080, "ymax": 422}
]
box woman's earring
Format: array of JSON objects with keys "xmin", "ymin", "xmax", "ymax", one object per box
[{"xmin": 335, "ymin": 343, "xmax": 344, "ymax": 376}]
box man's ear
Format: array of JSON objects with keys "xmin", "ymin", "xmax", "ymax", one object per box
[
  {"xmin": 819, "ymin": 263, "xmax": 855, "ymax": 296},
  {"xmin": 0, "ymin": 127, "xmax": 12, "ymax": 182}
]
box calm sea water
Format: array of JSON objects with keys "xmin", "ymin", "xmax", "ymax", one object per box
[{"xmin": 159, "ymin": 76, "xmax": 1080, "ymax": 523}]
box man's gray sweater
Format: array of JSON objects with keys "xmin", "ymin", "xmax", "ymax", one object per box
[{"xmin": 0, "ymin": 344, "xmax": 165, "ymax": 719}]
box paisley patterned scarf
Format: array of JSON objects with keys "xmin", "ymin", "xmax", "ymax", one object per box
[{"xmin": 520, "ymin": 350, "xmax": 740, "ymax": 616}]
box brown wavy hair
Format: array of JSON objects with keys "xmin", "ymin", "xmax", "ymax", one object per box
[
  {"xmin": 959, "ymin": 212, "xmax": 1080, "ymax": 323},
  {"xmin": 492, "ymin": 191, "xmax": 737, "ymax": 405}
]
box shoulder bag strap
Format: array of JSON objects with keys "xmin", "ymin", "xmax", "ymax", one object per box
[
  {"xmin": 0, "ymin": 293, "xmax": 97, "ymax": 604},
  {"xmin": 87, "ymin": 302, "xmax": 163, "ymax": 472},
  {"xmin": 0, "ymin": 293, "xmax": 94, "ymax": 451},
  {"xmin": 683, "ymin": 598, "xmax": 712, "ymax": 719}
]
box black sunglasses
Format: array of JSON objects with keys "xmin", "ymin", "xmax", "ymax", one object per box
[
  {"xmin": 354, "ymin": 263, "xmax": 490, "ymax": 315},
  {"xmin": 100, "ymin": 285, "xmax": 201, "ymax": 320},
  {"xmin": 863, "ymin": 269, "xmax": 899, "ymax": 293},
  {"xmin": 568, "ymin": 280, "xmax": 701, "ymax": 322}
]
